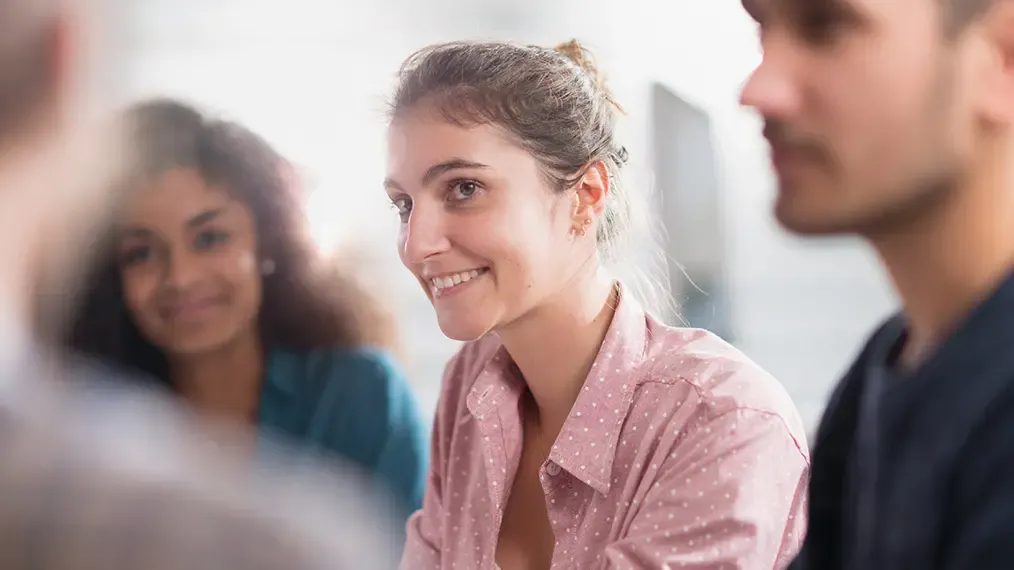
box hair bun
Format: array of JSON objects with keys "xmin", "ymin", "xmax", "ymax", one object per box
[
  {"xmin": 552, "ymin": 39, "xmax": 624, "ymax": 114},
  {"xmin": 553, "ymin": 39, "xmax": 603, "ymax": 88}
]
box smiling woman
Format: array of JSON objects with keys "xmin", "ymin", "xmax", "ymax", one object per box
[
  {"xmin": 388, "ymin": 39, "xmax": 809, "ymax": 570},
  {"xmin": 64, "ymin": 98, "xmax": 429, "ymax": 524}
]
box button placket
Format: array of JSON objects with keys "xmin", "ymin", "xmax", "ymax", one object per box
[{"xmin": 542, "ymin": 468, "xmax": 579, "ymax": 570}]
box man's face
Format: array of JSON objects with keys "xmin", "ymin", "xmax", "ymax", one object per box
[{"xmin": 740, "ymin": 0, "xmax": 987, "ymax": 236}]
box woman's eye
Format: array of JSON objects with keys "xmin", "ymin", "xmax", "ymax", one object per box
[
  {"xmin": 449, "ymin": 180, "xmax": 481, "ymax": 201},
  {"xmin": 391, "ymin": 196, "xmax": 412, "ymax": 222}
]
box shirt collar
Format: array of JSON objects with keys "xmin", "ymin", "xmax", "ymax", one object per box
[
  {"xmin": 466, "ymin": 283, "xmax": 648, "ymax": 495},
  {"xmin": 548, "ymin": 285, "xmax": 646, "ymax": 494}
]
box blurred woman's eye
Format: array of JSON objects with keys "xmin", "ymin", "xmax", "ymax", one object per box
[
  {"xmin": 194, "ymin": 229, "xmax": 230, "ymax": 251},
  {"xmin": 119, "ymin": 245, "xmax": 153, "ymax": 267}
]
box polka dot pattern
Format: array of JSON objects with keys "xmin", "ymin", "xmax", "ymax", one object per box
[{"xmin": 402, "ymin": 289, "xmax": 811, "ymax": 569}]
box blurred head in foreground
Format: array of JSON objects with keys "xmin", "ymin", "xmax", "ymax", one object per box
[
  {"xmin": 0, "ymin": 380, "xmax": 401, "ymax": 569},
  {"xmin": 0, "ymin": 0, "xmax": 127, "ymax": 346}
]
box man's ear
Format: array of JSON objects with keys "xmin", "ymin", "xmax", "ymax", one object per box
[{"xmin": 978, "ymin": 1, "xmax": 1014, "ymax": 126}]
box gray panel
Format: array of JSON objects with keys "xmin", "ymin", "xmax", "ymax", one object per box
[{"xmin": 650, "ymin": 83, "xmax": 732, "ymax": 340}]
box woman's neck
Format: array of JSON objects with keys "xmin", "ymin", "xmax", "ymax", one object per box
[
  {"xmin": 171, "ymin": 330, "xmax": 265, "ymax": 424},
  {"xmin": 497, "ymin": 271, "xmax": 617, "ymax": 438}
]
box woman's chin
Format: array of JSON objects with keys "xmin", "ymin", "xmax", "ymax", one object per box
[{"xmin": 436, "ymin": 314, "xmax": 495, "ymax": 343}]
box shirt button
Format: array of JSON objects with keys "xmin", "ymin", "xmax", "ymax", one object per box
[{"xmin": 545, "ymin": 462, "xmax": 562, "ymax": 476}]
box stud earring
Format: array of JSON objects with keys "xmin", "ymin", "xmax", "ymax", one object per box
[
  {"xmin": 260, "ymin": 258, "xmax": 276, "ymax": 276},
  {"xmin": 572, "ymin": 218, "xmax": 592, "ymax": 237}
]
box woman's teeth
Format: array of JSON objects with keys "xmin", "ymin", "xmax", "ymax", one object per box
[{"xmin": 430, "ymin": 268, "xmax": 486, "ymax": 291}]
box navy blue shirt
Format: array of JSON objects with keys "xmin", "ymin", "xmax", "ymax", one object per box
[
  {"xmin": 258, "ymin": 347, "xmax": 429, "ymax": 519},
  {"xmin": 791, "ymin": 270, "xmax": 1014, "ymax": 570}
]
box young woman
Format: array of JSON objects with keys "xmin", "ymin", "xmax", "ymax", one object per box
[
  {"xmin": 66, "ymin": 98, "xmax": 428, "ymax": 520},
  {"xmin": 386, "ymin": 40, "xmax": 810, "ymax": 569}
]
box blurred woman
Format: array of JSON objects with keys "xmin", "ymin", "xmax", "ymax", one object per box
[
  {"xmin": 386, "ymin": 40, "xmax": 810, "ymax": 569},
  {"xmin": 66, "ymin": 98, "xmax": 428, "ymax": 518}
]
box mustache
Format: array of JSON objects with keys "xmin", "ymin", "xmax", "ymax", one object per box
[{"xmin": 762, "ymin": 121, "xmax": 833, "ymax": 163}]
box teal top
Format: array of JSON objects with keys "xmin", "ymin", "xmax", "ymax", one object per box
[{"xmin": 257, "ymin": 346, "xmax": 428, "ymax": 518}]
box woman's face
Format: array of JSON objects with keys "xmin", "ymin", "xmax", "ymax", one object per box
[
  {"xmin": 385, "ymin": 108, "xmax": 599, "ymax": 342},
  {"xmin": 115, "ymin": 168, "xmax": 263, "ymax": 357}
]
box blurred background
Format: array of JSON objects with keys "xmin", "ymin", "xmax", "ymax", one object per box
[{"xmin": 117, "ymin": 0, "xmax": 897, "ymax": 431}]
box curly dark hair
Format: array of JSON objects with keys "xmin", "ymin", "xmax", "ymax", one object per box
[{"xmin": 64, "ymin": 98, "xmax": 396, "ymax": 382}]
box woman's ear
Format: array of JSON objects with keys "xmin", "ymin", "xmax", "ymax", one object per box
[{"xmin": 574, "ymin": 160, "xmax": 609, "ymax": 218}]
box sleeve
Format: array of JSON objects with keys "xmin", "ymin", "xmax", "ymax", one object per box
[
  {"xmin": 942, "ymin": 404, "xmax": 1014, "ymax": 570},
  {"xmin": 351, "ymin": 350, "xmax": 430, "ymax": 517},
  {"xmin": 605, "ymin": 409, "xmax": 809, "ymax": 570},
  {"xmin": 400, "ymin": 353, "xmax": 465, "ymax": 570}
]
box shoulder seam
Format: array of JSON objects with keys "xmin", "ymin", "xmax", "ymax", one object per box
[{"xmin": 641, "ymin": 376, "xmax": 809, "ymax": 465}]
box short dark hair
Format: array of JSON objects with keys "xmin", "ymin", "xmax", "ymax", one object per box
[
  {"xmin": 65, "ymin": 98, "xmax": 397, "ymax": 381},
  {"xmin": 0, "ymin": 2, "xmax": 59, "ymax": 141}
]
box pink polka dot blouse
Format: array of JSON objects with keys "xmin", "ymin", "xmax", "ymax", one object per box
[{"xmin": 402, "ymin": 290, "xmax": 810, "ymax": 569}]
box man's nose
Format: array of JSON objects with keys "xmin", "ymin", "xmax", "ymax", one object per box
[{"xmin": 739, "ymin": 38, "xmax": 802, "ymax": 121}]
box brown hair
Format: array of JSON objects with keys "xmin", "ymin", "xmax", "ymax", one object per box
[
  {"xmin": 390, "ymin": 39, "xmax": 671, "ymax": 316},
  {"xmin": 65, "ymin": 98, "xmax": 396, "ymax": 381},
  {"xmin": 391, "ymin": 39, "xmax": 632, "ymax": 259}
]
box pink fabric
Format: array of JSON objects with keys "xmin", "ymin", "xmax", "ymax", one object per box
[{"xmin": 403, "ymin": 291, "xmax": 810, "ymax": 569}]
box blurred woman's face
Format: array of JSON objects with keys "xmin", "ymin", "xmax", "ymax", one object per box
[{"xmin": 115, "ymin": 168, "xmax": 263, "ymax": 358}]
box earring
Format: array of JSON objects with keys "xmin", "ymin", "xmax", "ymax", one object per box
[
  {"xmin": 572, "ymin": 218, "xmax": 592, "ymax": 237},
  {"xmin": 260, "ymin": 258, "xmax": 276, "ymax": 276}
]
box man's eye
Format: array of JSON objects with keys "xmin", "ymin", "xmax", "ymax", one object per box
[{"xmin": 798, "ymin": 5, "xmax": 857, "ymax": 44}]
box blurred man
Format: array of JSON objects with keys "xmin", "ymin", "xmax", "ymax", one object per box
[
  {"xmin": 0, "ymin": 2, "xmax": 398, "ymax": 568},
  {"xmin": 740, "ymin": 0, "xmax": 1014, "ymax": 568}
]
